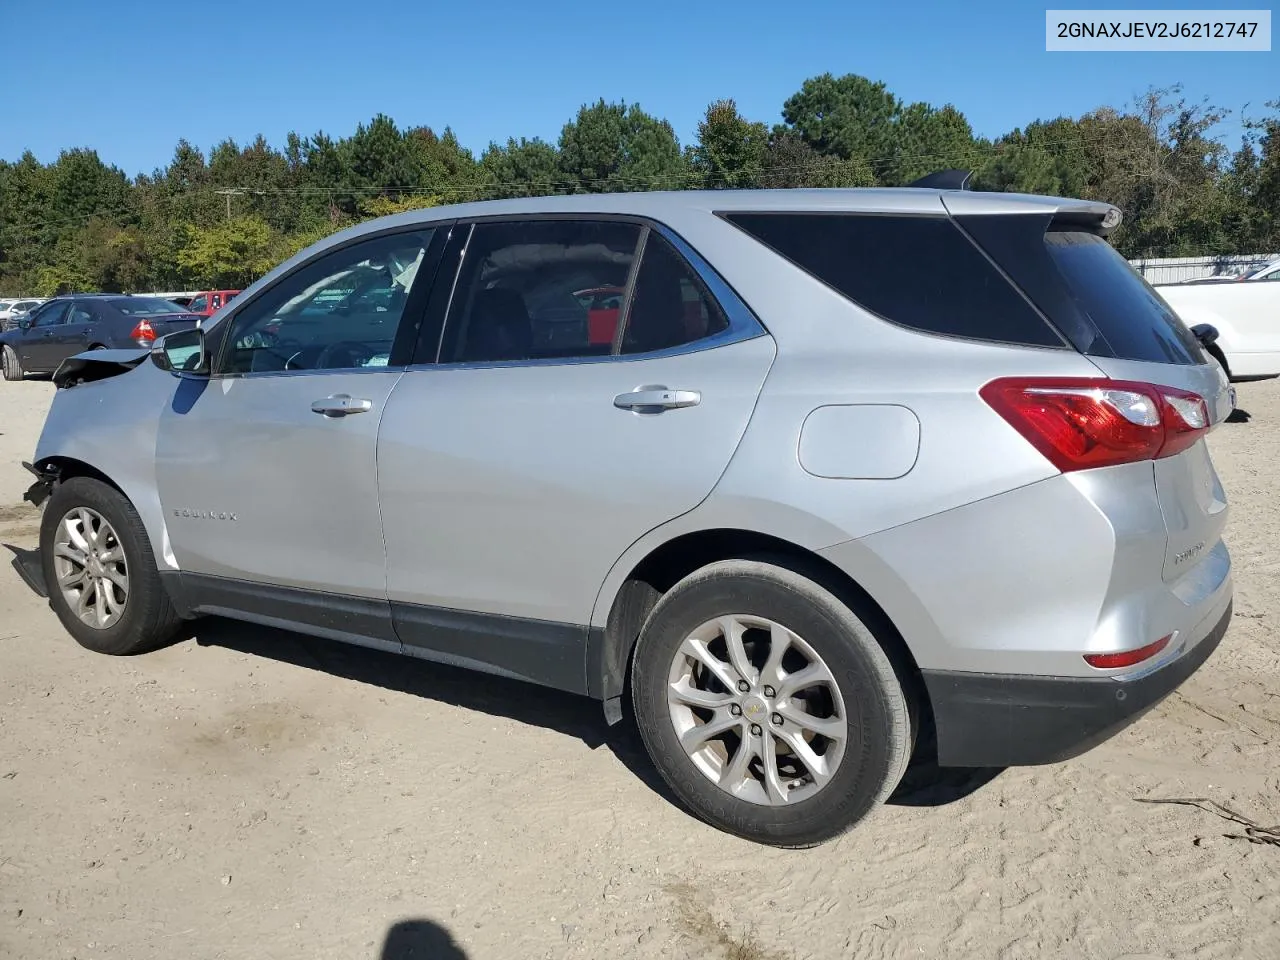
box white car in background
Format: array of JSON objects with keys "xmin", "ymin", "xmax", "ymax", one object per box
[
  {"xmin": 1157, "ymin": 273, "xmax": 1280, "ymax": 381},
  {"xmin": 1237, "ymin": 258, "xmax": 1280, "ymax": 283},
  {"xmin": 0, "ymin": 298, "xmax": 46, "ymax": 332}
]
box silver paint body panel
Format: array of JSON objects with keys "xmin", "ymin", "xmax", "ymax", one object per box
[{"xmin": 30, "ymin": 186, "xmax": 1231, "ymax": 692}]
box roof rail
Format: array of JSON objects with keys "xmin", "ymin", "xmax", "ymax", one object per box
[{"xmin": 907, "ymin": 169, "xmax": 973, "ymax": 191}]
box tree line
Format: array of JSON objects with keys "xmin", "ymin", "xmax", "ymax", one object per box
[{"xmin": 1, "ymin": 74, "xmax": 1276, "ymax": 295}]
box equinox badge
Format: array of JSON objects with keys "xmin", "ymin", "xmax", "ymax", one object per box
[{"xmin": 173, "ymin": 509, "xmax": 238, "ymax": 521}]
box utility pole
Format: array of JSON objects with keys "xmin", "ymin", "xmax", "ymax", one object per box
[{"xmin": 214, "ymin": 188, "xmax": 245, "ymax": 221}]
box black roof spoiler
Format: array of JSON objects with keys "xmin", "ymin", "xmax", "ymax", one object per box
[{"xmin": 907, "ymin": 169, "xmax": 972, "ymax": 191}]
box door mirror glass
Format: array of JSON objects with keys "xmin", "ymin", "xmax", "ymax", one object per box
[
  {"xmin": 152, "ymin": 326, "xmax": 208, "ymax": 376},
  {"xmin": 18, "ymin": 316, "xmax": 32, "ymax": 330}
]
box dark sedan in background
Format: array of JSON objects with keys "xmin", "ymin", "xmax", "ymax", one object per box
[{"xmin": 1, "ymin": 295, "xmax": 202, "ymax": 381}]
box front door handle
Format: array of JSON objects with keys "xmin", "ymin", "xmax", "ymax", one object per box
[
  {"xmin": 613, "ymin": 386, "xmax": 701, "ymax": 412},
  {"xmin": 311, "ymin": 394, "xmax": 373, "ymax": 418}
]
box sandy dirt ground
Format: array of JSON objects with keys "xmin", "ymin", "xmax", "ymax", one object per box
[{"xmin": 1, "ymin": 374, "xmax": 1277, "ymax": 960}]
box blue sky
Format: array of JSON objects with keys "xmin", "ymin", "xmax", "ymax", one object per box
[{"xmin": 2, "ymin": 0, "xmax": 1275, "ymax": 176}]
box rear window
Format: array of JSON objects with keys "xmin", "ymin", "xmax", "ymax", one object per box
[
  {"xmin": 1042, "ymin": 231, "xmax": 1203, "ymax": 365},
  {"xmin": 958, "ymin": 213, "xmax": 1203, "ymax": 366},
  {"xmin": 723, "ymin": 212, "xmax": 1062, "ymax": 347},
  {"xmin": 107, "ymin": 297, "xmax": 188, "ymax": 316}
]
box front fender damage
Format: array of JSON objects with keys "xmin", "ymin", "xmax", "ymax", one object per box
[
  {"xmin": 51, "ymin": 348, "xmax": 150, "ymax": 389},
  {"xmin": 21, "ymin": 460, "xmax": 61, "ymax": 508}
]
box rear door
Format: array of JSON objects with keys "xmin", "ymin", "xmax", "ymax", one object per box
[
  {"xmin": 48, "ymin": 300, "xmax": 98, "ymax": 359},
  {"xmin": 376, "ymin": 218, "xmax": 774, "ymax": 687}
]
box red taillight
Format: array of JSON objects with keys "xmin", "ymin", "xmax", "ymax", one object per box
[
  {"xmin": 1084, "ymin": 634, "xmax": 1172, "ymax": 669},
  {"xmin": 980, "ymin": 377, "xmax": 1209, "ymax": 472},
  {"xmin": 130, "ymin": 319, "xmax": 156, "ymax": 342}
]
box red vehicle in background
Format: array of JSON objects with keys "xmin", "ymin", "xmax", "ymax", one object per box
[
  {"xmin": 186, "ymin": 290, "xmax": 240, "ymax": 318},
  {"xmin": 577, "ymin": 286, "xmax": 624, "ymax": 346},
  {"xmin": 577, "ymin": 283, "xmax": 715, "ymax": 347}
]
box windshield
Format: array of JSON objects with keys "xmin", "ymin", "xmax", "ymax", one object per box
[
  {"xmin": 106, "ymin": 297, "xmax": 190, "ymax": 316},
  {"xmin": 1244, "ymin": 259, "xmax": 1280, "ymax": 280}
]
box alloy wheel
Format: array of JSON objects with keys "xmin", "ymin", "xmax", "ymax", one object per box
[
  {"xmin": 52, "ymin": 507, "xmax": 129, "ymax": 629},
  {"xmin": 666, "ymin": 614, "xmax": 848, "ymax": 806}
]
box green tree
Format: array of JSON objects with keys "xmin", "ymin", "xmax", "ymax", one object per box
[
  {"xmin": 689, "ymin": 99, "xmax": 769, "ymax": 189},
  {"xmin": 557, "ymin": 100, "xmax": 686, "ymax": 192},
  {"xmin": 780, "ymin": 73, "xmax": 901, "ymax": 171},
  {"xmin": 479, "ymin": 137, "xmax": 563, "ymax": 198},
  {"xmin": 176, "ymin": 215, "xmax": 278, "ymax": 287},
  {"xmin": 884, "ymin": 103, "xmax": 982, "ymax": 184},
  {"xmin": 760, "ymin": 130, "xmax": 875, "ymax": 188}
]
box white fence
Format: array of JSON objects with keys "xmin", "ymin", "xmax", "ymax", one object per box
[{"xmin": 1129, "ymin": 254, "xmax": 1277, "ymax": 285}]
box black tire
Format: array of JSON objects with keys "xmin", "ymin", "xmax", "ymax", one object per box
[
  {"xmin": 40, "ymin": 477, "xmax": 182, "ymax": 655},
  {"xmin": 1205, "ymin": 341, "xmax": 1232, "ymax": 381},
  {"xmin": 2, "ymin": 344, "xmax": 24, "ymax": 381},
  {"xmin": 630, "ymin": 559, "xmax": 912, "ymax": 847}
]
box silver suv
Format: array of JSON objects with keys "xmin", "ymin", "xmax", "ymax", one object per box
[{"xmin": 23, "ymin": 185, "xmax": 1234, "ymax": 847}]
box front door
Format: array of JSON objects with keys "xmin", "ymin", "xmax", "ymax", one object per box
[
  {"xmin": 154, "ymin": 227, "xmax": 444, "ymax": 630},
  {"xmin": 20, "ymin": 300, "xmax": 72, "ymax": 370},
  {"xmin": 376, "ymin": 219, "xmax": 775, "ymax": 687}
]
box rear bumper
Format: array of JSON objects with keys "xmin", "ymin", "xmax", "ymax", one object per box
[{"xmin": 923, "ymin": 598, "xmax": 1232, "ymax": 767}]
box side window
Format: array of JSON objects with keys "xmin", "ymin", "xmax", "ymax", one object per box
[
  {"xmin": 188, "ymin": 295, "xmax": 208, "ymax": 313},
  {"xmin": 620, "ymin": 233, "xmax": 729, "ymax": 355},
  {"xmin": 441, "ymin": 220, "xmax": 642, "ymax": 363},
  {"xmin": 724, "ymin": 212, "xmax": 1061, "ymax": 347},
  {"xmin": 68, "ymin": 304, "xmax": 95, "ymax": 324},
  {"xmin": 218, "ymin": 231, "xmax": 433, "ymax": 374},
  {"xmin": 33, "ymin": 303, "xmax": 70, "ymax": 327}
]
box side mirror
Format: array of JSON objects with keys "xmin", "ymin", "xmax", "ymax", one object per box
[
  {"xmin": 151, "ymin": 326, "xmax": 209, "ymax": 376},
  {"xmin": 1190, "ymin": 322, "xmax": 1220, "ymax": 346},
  {"xmin": 18, "ymin": 317, "xmax": 32, "ymax": 330}
]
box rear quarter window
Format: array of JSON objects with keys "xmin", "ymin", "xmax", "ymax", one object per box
[{"xmin": 722, "ymin": 212, "xmax": 1063, "ymax": 348}]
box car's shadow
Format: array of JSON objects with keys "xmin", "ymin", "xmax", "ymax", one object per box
[
  {"xmin": 194, "ymin": 616, "xmax": 1002, "ymax": 811},
  {"xmin": 1, "ymin": 547, "xmax": 1003, "ymax": 815}
]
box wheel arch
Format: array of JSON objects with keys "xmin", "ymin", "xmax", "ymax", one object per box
[
  {"xmin": 586, "ymin": 527, "xmax": 929, "ymax": 729},
  {"xmin": 32, "ymin": 453, "xmax": 176, "ymax": 572}
]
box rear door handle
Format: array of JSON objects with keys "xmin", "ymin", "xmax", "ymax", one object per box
[
  {"xmin": 311, "ymin": 394, "xmax": 373, "ymax": 418},
  {"xmin": 613, "ymin": 387, "xmax": 701, "ymax": 412}
]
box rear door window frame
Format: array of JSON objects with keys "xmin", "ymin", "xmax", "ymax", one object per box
[{"xmin": 412, "ymin": 213, "xmax": 765, "ymax": 368}]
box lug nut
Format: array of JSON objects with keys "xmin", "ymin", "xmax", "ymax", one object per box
[
  {"xmin": 771, "ymin": 713, "xmax": 783, "ymax": 726},
  {"xmin": 763, "ymin": 685, "xmax": 776, "ymax": 698},
  {"xmin": 737, "ymin": 680, "xmax": 750, "ymax": 693},
  {"xmin": 730, "ymin": 704, "xmax": 742, "ymax": 717},
  {"xmin": 750, "ymin": 723, "xmax": 763, "ymax": 737}
]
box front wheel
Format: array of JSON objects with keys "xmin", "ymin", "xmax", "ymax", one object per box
[
  {"xmin": 1, "ymin": 345, "xmax": 24, "ymax": 381},
  {"xmin": 630, "ymin": 559, "xmax": 913, "ymax": 847},
  {"xmin": 39, "ymin": 477, "xmax": 182, "ymax": 655}
]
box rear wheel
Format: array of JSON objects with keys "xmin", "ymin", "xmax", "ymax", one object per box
[
  {"xmin": 40, "ymin": 477, "xmax": 182, "ymax": 655},
  {"xmin": 630, "ymin": 559, "xmax": 912, "ymax": 847},
  {"xmin": 2, "ymin": 345, "xmax": 24, "ymax": 381}
]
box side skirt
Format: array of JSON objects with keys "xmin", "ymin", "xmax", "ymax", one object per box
[{"xmin": 162, "ymin": 572, "xmax": 590, "ymax": 695}]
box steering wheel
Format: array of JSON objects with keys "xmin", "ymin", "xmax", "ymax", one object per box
[{"xmin": 314, "ymin": 340, "xmax": 376, "ymax": 370}]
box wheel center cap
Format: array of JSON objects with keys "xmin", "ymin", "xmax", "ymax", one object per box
[{"xmin": 742, "ymin": 695, "xmax": 770, "ymax": 721}]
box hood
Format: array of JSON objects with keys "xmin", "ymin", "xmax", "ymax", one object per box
[{"xmin": 52, "ymin": 348, "xmax": 151, "ymax": 389}]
